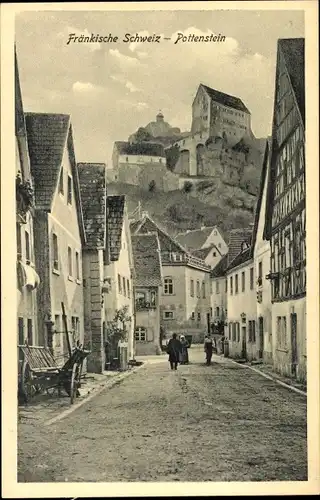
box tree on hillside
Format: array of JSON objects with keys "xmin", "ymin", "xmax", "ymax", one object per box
[
  {"xmin": 165, "ymin": 144, "xmax": 180, "ymax": 171},
  {"xmin": 183, "ymin": 181, "xmax": 193, "ymax": 193},
  {"xmin": 134, "ymin": 127, "xmax": 153, "ymax": 143}
]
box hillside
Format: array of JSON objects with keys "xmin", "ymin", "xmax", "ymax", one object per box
[{"xmin": 107, "ymin": 181, "xmax": 258, "ymax": 236}]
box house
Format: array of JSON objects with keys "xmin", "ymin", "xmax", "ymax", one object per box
[
  {"xmin": 210, "ymin": 253, "xmax": 228, "ymax": 338},
  {"xmin": 15, "ymin": 49, "xmax": 40, "ymax": 346},
  {"xmin": 77, "ymin": 162, "xmax": 107, "ymax": 373},
  {"xmin": 104, "ymin": 195, "xmax": 135, "ymax": 364},
  {"xmin": 264, "ymin": 38, "xmax": 306, "ymax": 382},
  {"xmin": 25, "ymin": 112, "xmax": 85, "ymax": 358},
  {"xmin": 131, "ymin": 233, "xmax": 163, "ymax": 356},
  {"xmin": 251, "ymin": 139, "xmax": 273, "ymax": 364},
  {"xmin": 130, "ymin": 213, "xmax": 211, "ymax": 343},
  {"xmin": 175, "ymin": 225, "xmax": 228, "ymax": 257},
  {"xmin": 224, "ymin": 228, "xmax": 257, "ymax": 360}
]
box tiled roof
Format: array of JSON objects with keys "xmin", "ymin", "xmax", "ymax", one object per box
[
  {"xmin": 175, "ymin": 226, "xmax": 217, "ymax": 251},
  {"xmin": 25, "ymin": 112, "xmax": 70, "ymax": 210},
  {"xmin": 107, "ymin": 195, "xmax": 125, "ymax": 261},
  {"xmin": 131, "ymin": 233, "xmax": 162, "ymax": 287},
  {"xmin": 227, "ymin": 228, "xmax": 252, "ymax": 266},
  {"xmin": 114, "ymin": 141, "xmax": 165, "ymax": 157},
  {"xmin": 210, "ymin": 253, "xmax": 229, "ymax": 278},
  {"xmin": 77, "ymin": 163, "xmax": 107, "ymax": 249},
  {"xmin": 226, "ymin": 247, "xmax": 252, "ymax": 272},
  {"xmin": 279, "ymin": 38, "xmax": 305, "ymax": 125},
  {"xmin": 200, "ymin": 84, "xmax": 250, "ymax": 114},
  {"xmin": 191, "ymin": 244, "xmax": 218, "ymax": 260}
]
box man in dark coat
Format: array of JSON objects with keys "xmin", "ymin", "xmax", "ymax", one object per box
[
  {"xmin": 167, "ymin": 333, "xmax": 182, "ymax": 370},
  {"xmin": 204, "ymin": 333, "xmax": 214, "ymax": 365}
]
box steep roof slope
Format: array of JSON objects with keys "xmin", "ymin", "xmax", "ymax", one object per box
[
  {"xmin": 175, "ymin": 226, "xmax": 215, "ymax": 250},
  {"xmin": 279, "ymin": 38, "xmax": 305, "ymax": 125},
  {"xmin": 200, "ymin": 83, "xmax": 250, "ymax": 114},
  {"xmin": 131, "ymin": 233, "xmax": 162, "ymax": 287},
  {"xmin": 107, "ymin": 195, "xmax": 125, "ymax": 261},
  {"xmin": 77, "ymin": 163, "xmax": 106, "ymax": 249}
]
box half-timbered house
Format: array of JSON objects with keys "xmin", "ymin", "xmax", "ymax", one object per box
[{"xmin": 264, "ymin": 38, "xmax": 306, "ymax": 381}]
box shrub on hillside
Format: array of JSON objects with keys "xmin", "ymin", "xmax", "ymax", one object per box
[{"xmin": 183, "ymin": 181, "xmax": 193, "ymax": 193}]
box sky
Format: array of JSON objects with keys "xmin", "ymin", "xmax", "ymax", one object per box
[{"xmin": 15, "ymin": 9, "xmax": 304, "ymax": 166}]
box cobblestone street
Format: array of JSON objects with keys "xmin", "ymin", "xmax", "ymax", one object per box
[{"xmin": 18, "ymin": 347, "xmax": 307, "ymax": 483}]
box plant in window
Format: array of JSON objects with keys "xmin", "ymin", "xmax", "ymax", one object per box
[
  {"xmin": 16, "ymin": 171, "xmax": 34, "ymax": 215},
  {"xmin": 105, "ymin": 305, "xmax": 132, "ymax": 362}
]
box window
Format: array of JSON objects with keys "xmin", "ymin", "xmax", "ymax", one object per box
[
  {"xmin": 250, "ymin": 267, "xmax": 254, "ymax": 289},
  {"xmin": 202, "ymin": 281, "xmax": 206, "ymax": 298},
  {"xmin": 230, "ymin": 276, "xmax": 233, "ymax": 295},
  {"xmin": 197, "ymin": 312, "xmax": 201, "ymax": 322},
  {"xmin": 126, "ymin": 156, "xmax": 128, "ymax": 162},
  {"xmin": 241, "ymin": 272, "xmax": 245, "ymax": 292},
  {"xmin": 163, "ymin": 311, "xmax": 174, "ymax": 320},
  {"xmin": 16, "ymin": 223, "xmax": 22, "ymax": 257},
  {"xmin": 123, "ymin": 277, "xmax": 126, "ymax": 297},
  {"xmin": 135, "ymin": 327, "xmax": 146, "ymax": 341},
  {"xmin": 210, "ymin": 281, "xmax": 213, "ymax": 294},
  {"xmin": 196, "ymin": 280, "xmax": 200, "ymax": 298},
  {"xmin": 218, "ymin": 243, "xmax": 221, "ymax": 248},
  {"xmin": 225, "ymin": 279, "xmax": 228, "ymax": 293},
  {"xmin": 216, "ymin": 307, "xmax": 220, "ymax": 317},
  {"xmin": 25, "ymin": 231, "xmax": 30, "ymax": 263},
  {"xmin": 18, "ymin": 317, "xmax": 24, "ymax": 345},
  {"xmin": 68, "ymin": 246, "xmax": 72, "ymax": 277},
  {"xmin": 228, "ymin": 323, "xmax": 232, "ymax": 340},
  {"xmin": 127, "ymin": 279, "xmax": 130, "ymax": 298},
  {"xmin": 190, "ymin": 279, "xmax": 194, "ymax": 297},
  {"xmin": 235, "ymin": 274, "xmax": 238, "ymax": 294},
  {"xmin": 52, "ymin": 233, "xmax": 59, "ymax": 271},
  {"xmin": 59, "ymin": 168, "xmax": 64, "ymax": 194},
  {"xmin": 27, "ymin": 319, "xmax": 33, "ymax": 345},
  {"xmin": 258, "ymin": 261, "xmax": 263, "ymax": 279},
  {"xmin": 248, "ymin": 320, "xmax": 256, "ymax": 343},
  {"xmin": 164, "ymin": 277, "xmax": 174, "ymax": 295},
  {"xmin": 236, "ymin": 322, "xmax": 240, "ymax": 342},
  {"xmin": 213, "ymin": 251, "xmax": 216, "ymax": 257},
  {"xmin": 216, "ymin": 281, "xmax": 220, "ymax": 294},
  {"xmin": 191, "ymin": 312, "xmax": 195, "ymax": 320},
  {"xmin": 232, "ymin": 323, "xmax": 236, "ymax": 341},
  {"xmin": 118, "ymin": 274, "xmax": 122, "ymax": 294},
  {"xmin": 67, "ymin": 175, "xmax": 72, "ymax": 205},
  {"xmin": 210, "ymin": 307, "xmax": 213, "ymax": 317},
  {"xmin": 277, "ymin": 316, "xmax": 287, "ymax": 349},
  {"xmin": 75, "ymin": 251, "xmax": 80, "ymax": 281}
]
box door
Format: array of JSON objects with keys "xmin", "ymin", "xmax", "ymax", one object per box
[
  {"xmin": 290, "ymin": 313, "xmax": 298, "ymax": 376},
  {"xmin": 241, "ymin": 326, "xmax": 247, "ymax": 359},
  {"xmin": 258, "ymin": 317, "xmax": 264, "ymax": 359}
]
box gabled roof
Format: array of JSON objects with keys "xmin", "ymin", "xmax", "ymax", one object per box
[
  {"xmin": 130, "ymin": 213, "xmax": 188, "ymax": 255},
  {"xmin": 107, "ymin": 195, "xmax": 125, "ymax": 261},
  {"xmin": 226, "ymin": 247, "xmax": 252, "ymax": 272},
  {"xmin": 25, "ymin": 112, "xmax": 86, "ymax": 243},
  {"xmin": 191, "ymin": 244, "xmax": 220, "ymax": 260},
  {"xmin": 175, "ymin": 226, "xmax": 217, "ymax": 251},
  {"xmin": 77, "ymin": 163, "xmax": 107, "ymax": 249},
  {"xmin": 227, "ymin": 228, "xmax": 252, "ymax": 267},
  {"xmin": 210, "ymin": 253, "xmax": 229, "ymax": 278},
  {"xmin": 279, "ymin": 38, "xmax": 305, "ymax": 125},
  {"xmin": 114, "ymin": 141, "xmax": 165, "ymax": 157},
  {"xmin": 199, "ymin": 84, "xmax": 250, "ymax": 114},
  {"xmin": 131, "ymin": 233, "xmax": 162, "ymax": 287}
]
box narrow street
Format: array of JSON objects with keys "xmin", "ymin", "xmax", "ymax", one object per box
[{"xmin": 18, "ymin": 347, "xmax": 307, "ymax": 483}]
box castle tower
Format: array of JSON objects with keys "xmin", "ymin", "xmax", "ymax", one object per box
[{"xmin": 156, "ymin": 110, "xmax": 164, "ymax": 122}]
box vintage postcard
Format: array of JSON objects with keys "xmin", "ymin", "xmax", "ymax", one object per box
[{"xmin": 1, "ymin": 1, "xmax": 319, "ymax": 497}]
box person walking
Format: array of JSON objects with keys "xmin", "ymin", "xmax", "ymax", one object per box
[
  {"xmin": 204, "ymin": 333, "xmax": 214, "ymax": 365},
  {"xmin": 166, "ymin": 333, "xmax": 182, "ymax": 370},
  {"xmin": 179, "ymin": 335, "xmax": 190, "ymax": 365}
]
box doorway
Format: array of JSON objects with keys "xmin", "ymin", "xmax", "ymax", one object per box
[
  {"xmin": 290, "ymin": 313, "xmax": 298, "ymax": 377},
  {"xmin": 258, "ymin": 317, "xmax": 264, "ymax": 359},
  {"xmin": 241, "ymin": 326, "xmax": 247, "ymax": 359}
]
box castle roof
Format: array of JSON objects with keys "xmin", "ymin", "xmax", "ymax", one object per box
[
  {"xmin": 114, "ymin": 140, "xmax": 165, "ymax": 157},
  {"xmin": 200, "ymin": 84, "xmax": 250, "ymax": 114}
]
